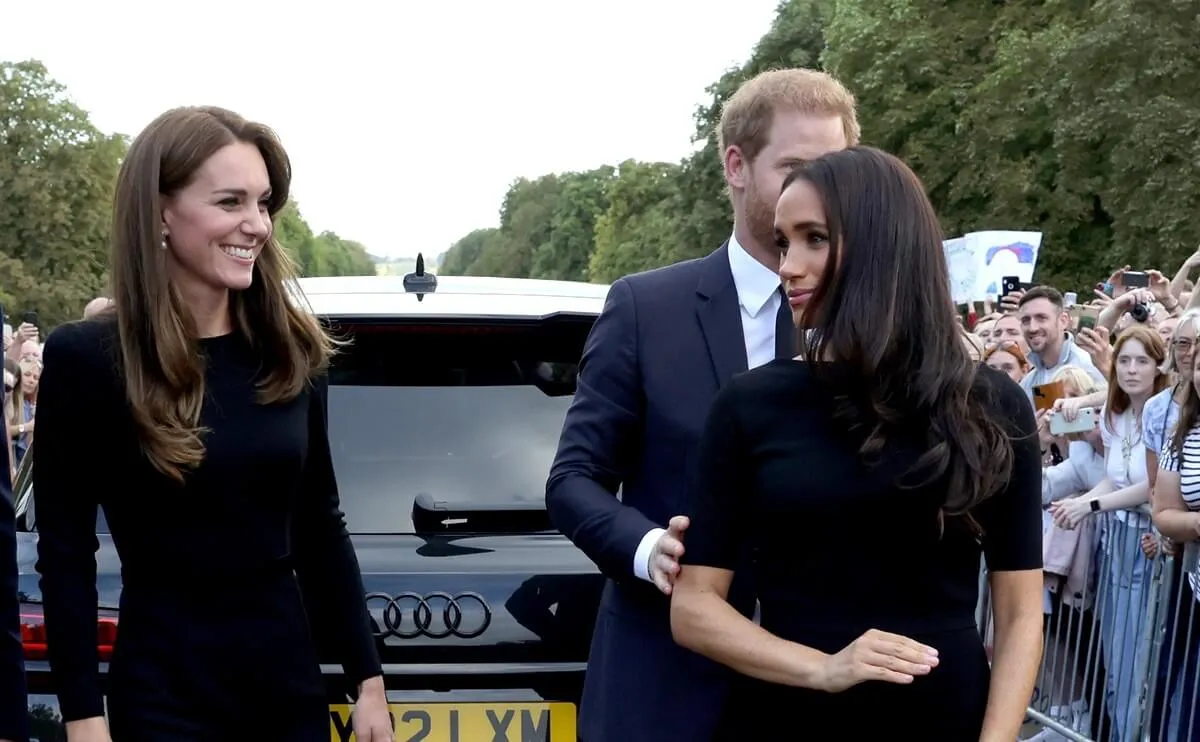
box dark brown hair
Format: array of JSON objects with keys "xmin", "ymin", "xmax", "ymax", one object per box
[
  {"xmin": 110, "ymin": 106, "xmax": 335, "ymax": 482},
  {"xmin": 784, "ymin": 146, "xmax": 1016, "ymax": 516},
  {"xmin": 1016, "ymin": 285, "xmax": 1064, "ymax": 311}
]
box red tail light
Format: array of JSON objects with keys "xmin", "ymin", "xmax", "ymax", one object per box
[{"xmin": 20, "ymin": 604, "xmax": 119, "ymax": 661}]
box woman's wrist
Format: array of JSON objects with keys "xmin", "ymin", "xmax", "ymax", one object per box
[{"xmin": 358, "ymin": 674, "xmax": 386, "ymax": 700}]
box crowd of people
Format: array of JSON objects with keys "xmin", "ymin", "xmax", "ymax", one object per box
[
  {"xmin": 1, "ymin": 298, "xmax": 111, "ymax": 479},
  {"xmin": 957, "ymin": 265, "xmax": 1200, "ymax": 741}
]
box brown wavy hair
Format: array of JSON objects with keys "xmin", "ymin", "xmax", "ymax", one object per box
[
  {"xmin": 110, "ymin": 106, "xmax": 335, "ymax": 482},
  {"xmin": 786, "ymin": 146, "xmax": 1017, "ymax": 517},
  {"xmin": 1104, "ymin": 324, "xmax": 1168, "ymax": 435}
]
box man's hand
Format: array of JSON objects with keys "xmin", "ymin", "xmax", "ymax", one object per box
[
  {"xmin": 649, "ymin": 515, "xmax": 689, "ymax": 595},
  {"xmin": 999, "ymin": 290, "xmax": 1025, "ymax": 314}
]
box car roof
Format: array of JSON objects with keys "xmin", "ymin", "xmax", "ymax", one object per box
[{"xmin": 294, "ymin": 274, "xmax": 611, "ymax": 320}]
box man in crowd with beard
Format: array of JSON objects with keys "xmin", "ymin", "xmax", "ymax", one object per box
[
  {"xmin": 546, "ymin": 68, "xmax": 860, "ymax": 742},
  {"xmin": 1017, "ymin": 286, "xmax": 1105, "ymax": 397}
]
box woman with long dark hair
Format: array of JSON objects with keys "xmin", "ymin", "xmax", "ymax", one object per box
[
  {"xmin": 670, "ymin": 146, "xmax": 1043, "ymax": 739},
  {"xmin": 33, "ymin": 107, "xmax": 392, "ymax": 741}
]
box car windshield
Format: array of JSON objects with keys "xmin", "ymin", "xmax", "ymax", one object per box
[{"xmin": 325, "ymin": 317, "xmax": 592, "ymax": 534}]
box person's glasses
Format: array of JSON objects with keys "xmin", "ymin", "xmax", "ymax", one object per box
[{"xmin": 1174, "ymin": 339, "xmax": 1195, "ymax": 352}]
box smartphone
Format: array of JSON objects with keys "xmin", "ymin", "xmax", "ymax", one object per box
[
  {"xmin": 1002, "ymin": 276, "xmax": 1022, "ymax": 296},
  {"xmin": 22, "ymin": 310, "xmax": 37, "ymax": 326},
  {"xmin": 1032, "ymin": 381, "xmax": 1066, "ymax": 412},
  {"xmin": 1050, "ymin": 407, "xmax": 1098, "ymax": 436},
  {"xmin": 1076, "ymin": 305, "xmax": 1100, "ymax": 331},
  {"xmin": 1123, "ymin": 271, "xmax": 1150, "ymax": 288}
]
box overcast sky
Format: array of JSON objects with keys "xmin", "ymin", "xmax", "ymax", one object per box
[{"xmin": 3, "ymin": 1, "xmax": 781, "ymax": 259}]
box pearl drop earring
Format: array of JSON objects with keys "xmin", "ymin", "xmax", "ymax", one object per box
[{"xmin": 160, "ymin": 235, "xmax": 168, "ymax": 250}]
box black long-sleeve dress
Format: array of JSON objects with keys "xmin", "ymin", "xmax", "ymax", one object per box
[
  {"xmin": 32, "ymin": 317, "xmax": 381, "ymax": 740},
  {"xmin": 681, "ymin": 359, "xmax": 1041, "ymax": 740}
]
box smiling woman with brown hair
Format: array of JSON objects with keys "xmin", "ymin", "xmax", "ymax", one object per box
[
  {"xmin": 32, "ymin": 107, "xmax": 391, "ymax": 742},
  {"xmin": 670, "ymin": 146, "xmax": 1043, "ymax": 740}
]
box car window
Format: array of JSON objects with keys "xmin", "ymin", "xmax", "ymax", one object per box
[{"xmin": 325, "ymin": 317, "xmax": 593, "ymax": 534}]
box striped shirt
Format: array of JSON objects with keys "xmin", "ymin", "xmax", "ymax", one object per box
[{"xmin": 1159, "ymin": 423, "xmax": 1200, "ymax": 597}]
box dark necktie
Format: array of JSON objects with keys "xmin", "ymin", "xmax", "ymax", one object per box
[{"xmin": 775, "ymin": 286, "xmax": 793, "ymax": 360}]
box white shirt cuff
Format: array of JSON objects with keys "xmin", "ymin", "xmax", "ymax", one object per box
[{"xmin": 633, "ymin": 527, "xmax": 666, "ymax": 582}]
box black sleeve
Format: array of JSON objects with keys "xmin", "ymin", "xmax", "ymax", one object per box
[
  {"xmin": 0, "ymin": 434, "xmax": 29, "ymax": 742},
  {"xmin": 31, "ymin": 323, "xmax": 106, "ymax": 722},
  {"xmin": 976, "ymin": 369, "xmax": 1044, "ymax": 572},
  {"xmin": 291, "ymin": 374, "xmax": 382, "ymax": 690},
  {"xmin": 544, "ymin": 278, "xmax": 658, "ymax": 581},
  {"xmin": 679, "ymin": 382, "xmax": 751, "ymax": 570}
]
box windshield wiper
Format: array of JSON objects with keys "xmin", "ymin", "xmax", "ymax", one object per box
[{"xmin": 411, "ymin": 493, "xmax": 552, "ymax": 535}]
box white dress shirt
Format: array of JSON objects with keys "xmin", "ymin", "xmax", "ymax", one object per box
[{"xmin": 633, "ymin": 234, "xmax": 783, "ymax": 582}]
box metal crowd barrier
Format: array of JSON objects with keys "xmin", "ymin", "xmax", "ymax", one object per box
[{"xmin": 977, "ymin": 503, "xmax": 1200, "ymax": 741}]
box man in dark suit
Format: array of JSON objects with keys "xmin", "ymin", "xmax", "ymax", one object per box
[
  {"xmin": 546, "ymin": 68, "xmax": 861, "ymax": 741},
  {"xmin": 1, "ymin": 304, "xmax": 29, "ymax": 742}
]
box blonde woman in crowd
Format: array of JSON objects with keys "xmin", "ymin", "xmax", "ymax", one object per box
[
  {"xmin": 973, "ymin": 313, "xmax": 1001, "ymax": 342},
  {"xmin": 8, "ymin": 357, "xmax": 39, "ymax": 466},
  {"xmin": 1034, "ymin": 364, "xmax": 1108, "ymax": 739}
]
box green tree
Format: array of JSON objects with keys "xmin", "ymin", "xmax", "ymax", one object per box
[
  {"xmin": 439, "ymin": 228, "xmax": 499, "ymax": 276},
  {"xmin": 0, "ymin": 59, "xmax": 125, "ymax": 329},
  {"xmin": 436, "ymin": 0, "xmax": 1200, "ymax": 295},
  {"xmin": 663, "ymin": 0, "xmax": 833, "ymax": 265},
  {"xmin": 588, "ymin": 160, "xmax": 682, "ymax": 282},
  {"xmin": 440, "ymin": 168, "xmax": 617, "ymax": 281},
  {"xmin": 0, "ymin": 60, "xmax": 375, "ymax": 333},
  {"xmin": 530, "ymin": 166, "xmax": 615, "ymax": 281},
  {"xmin": 274, "ymin": 199, "xmax": 375, "ymax": 277}
]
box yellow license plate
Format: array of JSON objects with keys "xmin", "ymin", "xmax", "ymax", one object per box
[{"xmin": 329, "ymin": 702, "xmax": 576, "ymax": 742}]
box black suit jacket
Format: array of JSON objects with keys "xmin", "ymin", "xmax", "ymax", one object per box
[
  {"xmin": 546, "ymin": 244, "xmax": 759, "ymax": 742},
  {"xmin": 0, "ymin": 311, "xmax": 30, "ymax": 741}
]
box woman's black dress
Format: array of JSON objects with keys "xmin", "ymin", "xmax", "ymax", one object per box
[
  {"xmin": 33, "ymin": 318, "xmax": 381, "ymax": 740},
  {"xmin": 681, "ymin": 360, "xmax": 1041, "ymax": 740}
]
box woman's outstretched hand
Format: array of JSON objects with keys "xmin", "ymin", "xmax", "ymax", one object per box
[{"xmin": 816, "ymin": 629, "xmax": 939, "ymax": 692}]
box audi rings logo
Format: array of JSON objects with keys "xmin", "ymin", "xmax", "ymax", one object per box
[{"xmin": 365, "ymin": 591, "xmax": 492, "ymax": 639}]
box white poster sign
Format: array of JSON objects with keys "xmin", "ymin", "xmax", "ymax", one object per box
[{"xmin": 944, "ymin": 230, "xmax": 1042, "ymax": 303}]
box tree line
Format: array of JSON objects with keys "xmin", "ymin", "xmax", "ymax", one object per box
[
  {"xmin": 0, "ymin": 60, "xmax": 375, "ymax": 331},
  {"xmin": 438, "ymin": 0, "xmax": 1200, "ymax": 296}
]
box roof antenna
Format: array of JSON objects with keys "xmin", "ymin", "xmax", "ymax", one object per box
[{"xmin": 403, "ymin": 251, "xmax": 438, "ymax": 301}]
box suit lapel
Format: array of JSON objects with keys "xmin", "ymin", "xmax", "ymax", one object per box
[{"xmin": 696, "ymin": 243, "xmax": 748, "ymax": 387}]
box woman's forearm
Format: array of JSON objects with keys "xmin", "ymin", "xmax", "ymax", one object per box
[
  {"xmin": 1073, "ymin": 390, "xmax": 1107, "ymax": 410},
  {"xmin": 671, "ymin": 591, "xmax": 827, "ymax": 689},
  {"xmin": 1154, "ymin": 508, "xmax": 1198, "ymax": 542},
  {"xmin": 1091, "ymin": 480, "xmax": 1149, "ymax": 512},
  {"xmin": 1170, "ymin": 263, "xmax": 1193, "ymax": 299},
  {"xmin": 979, "ymin": 606, "xmax": 1043, "ymax": 741}
]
